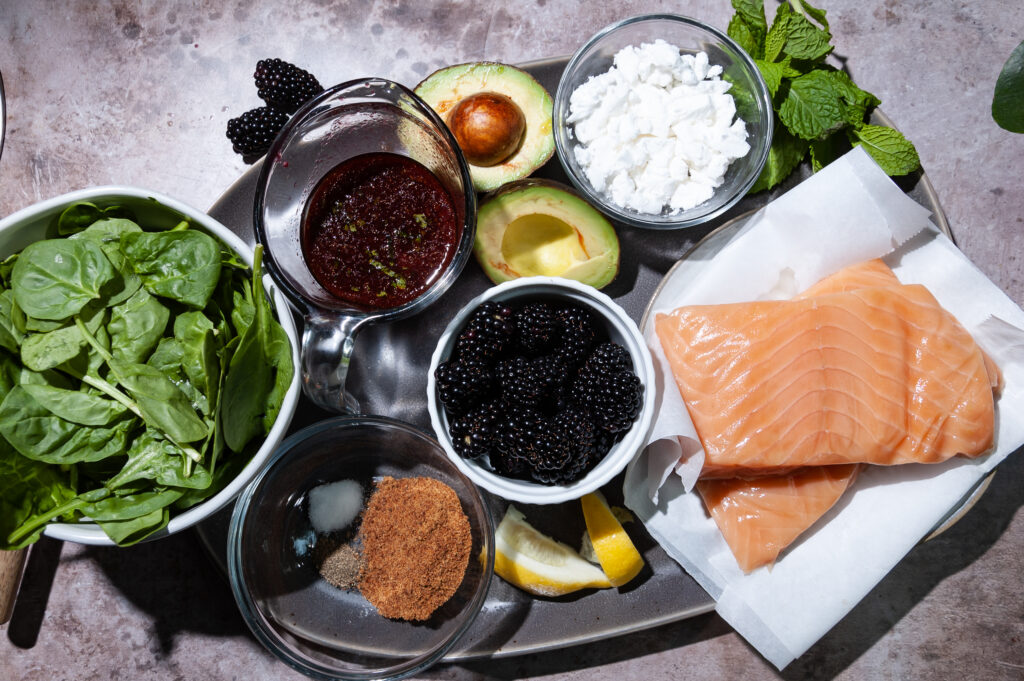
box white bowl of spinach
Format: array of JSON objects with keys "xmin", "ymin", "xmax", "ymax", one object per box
[{"xmin": 0, "ymin": 186, "xmax": 300, "ymax": 547}]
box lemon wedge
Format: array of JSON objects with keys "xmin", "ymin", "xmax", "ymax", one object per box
[
  {"xmin": 494, "ymin": 505, "xmax": 612, "ymax": 596},
  {"xmin": 580, "ymin": 491, "xmax": 644, "ymax": 587}
]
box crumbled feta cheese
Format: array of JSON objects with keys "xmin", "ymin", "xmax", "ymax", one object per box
[{"xmin": 567, "ymin": 39, "xmax": 750, "ymax": 215}]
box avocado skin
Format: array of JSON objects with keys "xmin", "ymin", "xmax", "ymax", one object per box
[
  {"xmin": 415, "ymin": 62, "xmax": 555, "ymax": 193},
  {"xmin": 473, "ymin": 179, "xmax": 619, "ymax": 289}
]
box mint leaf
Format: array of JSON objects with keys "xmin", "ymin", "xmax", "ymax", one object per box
[
  {"xmin": 791, "ymin": 0, "xmax": 829, "ymax": 31},
  {"xmin": 809, "ymin": 133, "xmax": 850, "ymax": 172},
  {"xmin": 750, "ymin": 124, "xmax": 809, "ymax": 193},
  {"xmin": 993, "ymin": 39, "xmax": 1024, "ymax": 133},
  {"xmin": 778, "ymin": 70, "xmax": 845, "ymax": 140},
  {"xmin": 764, "ymin": 3, "xmax": 793, "ymax": 62},
  {"xmin": 850, "ymin": 124, "xmax": 920, "ymax": 175},
  {"xmin": 782, "ymin": 11, "xmax": 832, "ymax": 61},
  {"xmin": 728, "ymin": 0, "xmax": 768, "ymax": 59},
  {"xmin": 825, "ymin": 70, "xmax": 881, "ymax": 126},
  {"xmin": 756, "ymin": 59, "xmax": 785, "ymax": 97},
  {"xmin": 728, "ymin": 14, "xmax": 763, "ymax": 59}
]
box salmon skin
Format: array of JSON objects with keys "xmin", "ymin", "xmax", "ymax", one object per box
[
  {"xmin": 696, "ymin": 464, "xmax": 860, "ymax": 573},
  {"xmin": 655, "ymin": 272, "xmax": 996, "ymax": 478}
]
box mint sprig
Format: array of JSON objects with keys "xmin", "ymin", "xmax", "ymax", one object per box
[{"xmin": 730, "ymin": 0, "xmax": 921, "ymax": 191}]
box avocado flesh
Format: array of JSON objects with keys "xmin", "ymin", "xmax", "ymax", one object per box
[
  {"xmin": 475, "ymin": 181, "xmax": 619, "ymax": 289},
  {"xmin": 415, "ymin": 62, "xmax": 555, "ymax": 192}
]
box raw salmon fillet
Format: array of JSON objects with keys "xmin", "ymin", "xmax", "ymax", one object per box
[
  {"xmin": 696, "ymin": 464, "xmax": 860, "ymax": 572},
  {"xmin": 655, "ymin": 271, "xmax": 996, "ymax": 478}
]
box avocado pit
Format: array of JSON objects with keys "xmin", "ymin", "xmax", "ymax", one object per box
[{"xmin": 447, "ymin": 92, "xmax": 526, "ymax": 167}]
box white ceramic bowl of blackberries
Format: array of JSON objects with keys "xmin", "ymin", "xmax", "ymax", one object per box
[{"xmin": 427, "ymin": 277, "xmax": 656, "ymax": 504}]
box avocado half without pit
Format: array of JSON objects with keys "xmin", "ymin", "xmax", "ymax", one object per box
[
  {"xmin": 415, "ymin": 62, "xmax": 555, "ymax": 192},
  {"xmin": 473, "ymin": 179, "xmax": 620, "ymax": 289}
]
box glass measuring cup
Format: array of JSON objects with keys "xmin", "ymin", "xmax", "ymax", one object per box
[{"xmin": 254, "ymin": 78, "xmax": 476, "ymax": 413}]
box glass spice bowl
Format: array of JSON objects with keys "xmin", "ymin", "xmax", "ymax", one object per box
[
  {"xmin": 227, "ymin": 415, "xmax": 494, "ymax": 681},
  {"xmin": 553, "ymin": 14, "xmax": 773, "ymax": 230}
]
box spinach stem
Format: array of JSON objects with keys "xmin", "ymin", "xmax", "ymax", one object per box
[{"xmin": 6, "ymin": 487, "xmax": 110, "ymax": 545}]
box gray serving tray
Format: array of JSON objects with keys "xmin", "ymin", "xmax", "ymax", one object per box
[{"xmin": 195, "ymin": 56, "xmax": 952, "ymax": 660}]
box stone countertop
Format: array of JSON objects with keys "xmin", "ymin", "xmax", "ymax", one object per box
[{"xmin": 1, "ymin": 1, "xmax": 1022, "ymax": 679}]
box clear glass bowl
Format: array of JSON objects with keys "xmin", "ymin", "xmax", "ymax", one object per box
[
  {"xmin": 227, "ymin": 415, "xmax": 494, "ymax": 681},
  {"xmin": 553, "ymin": 14, "xmax": 773, "ymax": 230}
]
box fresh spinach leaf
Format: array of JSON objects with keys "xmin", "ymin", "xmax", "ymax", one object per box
[
  {"xmin": 0, "ymin": 438, "xmax": 77, "ymax": 549},
  {"xmin": 11, "ymin": 239, "xmax": 116, "ymax": 320},
  {"xmin": 56, "ymin": 202, "xmax": 132, "ymax": 236},
  {"xmin": 94, "ymin": 506, "xmax": 169, "ymax": 545},
  {"xmin": 122, "ymin": 230, "xmax": 222, "ymax": 309},
  {"xmin": 108, "ymin": 289, "xmax": 170, "ymax": 364},
  {"xmin": 21, "ymin": 383, "xmax": 127, "ymax": 426},
  {"xmin": 107, "ymin": 358, "xmax": 209, "ymax": 444},
  {"xmin": 0, "ymin": 385, "xmax": 133, "ymax": 464}
]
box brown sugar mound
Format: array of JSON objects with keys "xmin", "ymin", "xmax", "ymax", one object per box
[{"xmin": 357, "ymin": 476, "xmax": 472, "ymax": 621}]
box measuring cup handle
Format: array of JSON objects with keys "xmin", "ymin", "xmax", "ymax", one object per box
[{"xmin": 300, "ymin": 313, "xmax": 364, "ymax": 413}]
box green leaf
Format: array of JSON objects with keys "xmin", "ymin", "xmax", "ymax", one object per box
[
  {"xmin": 20, "ymin": 304, "xmax": 105, "ymax": 372},
  {"xmin": 824, "ymin": 69, "xmax": 881, "ymax": 126},
  {"xmin": 993, "ymin": 39, "xmax": 1024, "ymax": 133},
  {"xmin": 728, "ymin": 0, "xmax": 767, "ymax": 59},
  {"xmin": 0, "ymin": 438, "xmax": 77, "ymax": 549},
  {"xmin": 781, "ymin": 9, "xmax": 832, "ymax": 61},
  {"xmin": 94, "ymin": 506, "xmax": 169, "ymax": 546},
  {"xmin": 11, "ymin": 239, "xmax": 116, "ymax": 320},
  {"xmin": 809, "ymin": 132, "xmax": 852, "ymax": 172},
  {"xmin": 749, "ymin": 123, "xmax": 809, "ymax": 193},
  {"xmin": 849, "ymin": 124, "xmax": 921, "ymax": 175},
  {"xmin": 21, "ymin": 383, "xmax": 127, "ymax": 426},
  {"xmin": 82, "ymin": 488, "xmax": 183, "ymax": 522},
  {"xmin": 755, "ymin": 59, "xmax": 785, "ymax": 97},
  {"xmin": 778, "ymin": 70, "xmax": 846, "ymax": 140},
  {"xmin": 0, "ymin": 290, "xmax": 25, "ymax": 353},
  {"xmin": 108, "ymin": 289, "xmax": 170, "ymax": 364},
  {"xmin": 108, "ymin": 358, "xmax": 210, "ymax": 444},
  {"xmin": 792, "ymin": 0, "xmax": 830, "ymax": 31},
  {"xmin": 0, "ymin": 385, "xmax": 133, "ymax": 464},
  {"xmin": 56, "ymin": 202, "xmax": 132, "ymax": 236},
  {"xmin": 764, "ymin": 3, "xmax": 793, "ymax": 62},
  {"xmin": 121, "ymin": 230, "xmax": 222, "ymax": 309},
  {"xmin": 108, "ymin": 431, "xmax": 212, "ymax": 491}
]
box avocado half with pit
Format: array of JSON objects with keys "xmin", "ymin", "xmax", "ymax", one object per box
[
  {"xmin": 474, "ymin": 179, "xmax": 619, "ymax": 289},
  {"xmin": 415, "ymin": 62, "xmax": 555, "ymax": 193}
]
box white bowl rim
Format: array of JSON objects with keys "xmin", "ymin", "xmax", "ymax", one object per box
[
  {"xmin": 427, "ymin": 276, "xmax": 656, "ymax": 504},
  {"xmin": 0, "ymin": 185, "xmax": 301, "ymax": 545}
]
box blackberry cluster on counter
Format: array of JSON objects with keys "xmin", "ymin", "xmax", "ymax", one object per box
[
  {"xmin": 225, "ymin": 58, "xmax": 323, "ymax": 163},
  {"xmin": 435, "ymin": 300, "xmax": 643, "ymax": 485}
]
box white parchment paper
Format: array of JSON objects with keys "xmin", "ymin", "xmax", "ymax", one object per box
[{"xmin": 622, "ymin": 147, "xmax": 1024, "ymax": 669}]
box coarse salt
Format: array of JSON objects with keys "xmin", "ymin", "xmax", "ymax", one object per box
[
  {"xmin": 567, "ymin": 39, "xmax": 750, "ymax": 214},
  {"xmin": 308, "ymin": 479, "xmax": 363, "ymax": 534}
]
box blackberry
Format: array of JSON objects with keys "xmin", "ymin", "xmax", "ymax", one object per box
[
  {"xmin": 554, "ymin": 304, "xmax": 598, "ymax": 369},
  {"xmin": 495, "ymin": 355, "xmax": 566, "ymax": 409},
  {"xmin": 582, "ymin": 342, "xmax": 634, "ymax": 376},
  {"xmin": 571, "ymin": 368, "xmax": 643, "ymax": 434},
  {"xmin": 449, "ymin": 400, "xmax": 502, "ymax": 460},
  {"xmin": 254, "ymin": 58, "xmax": 323, "ymax": 114},
  {"xmin": 454, "ymin": 301, "xmax": 515, "ymax": 362},
  {"xmin": 547, "ymin": 405, "xmax": 600, "ymax": 483},
  {"xmin": 513, "ymin": 302, "xmax": 560, "ymax": 355},
  {"xmin": 492, "ymin": 404, "xmax": 546, "ymax": 479},
  {"xmin": 520, "ymin": 427, "xmax": 576, "ymax": 484},
  {"xmin": 434, "ymin": 357, "xmax": 492, "ymax": 417},
  {"xmin": 225, "ymin": 106, "xmax": 289, "ymax": 161}
]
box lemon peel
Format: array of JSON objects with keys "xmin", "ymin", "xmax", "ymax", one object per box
[
  {"xmin": 494, "ymin": 505, "xmax": 611, "ymax": 597},
  {"xmin": 580, "ymin": 491, "xmax": 644, "ymax": 587}
]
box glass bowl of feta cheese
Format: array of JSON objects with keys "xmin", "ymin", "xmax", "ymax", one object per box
[{"xmin": 553, "ymin": 14, "xmax": 773, "ymax": 230}]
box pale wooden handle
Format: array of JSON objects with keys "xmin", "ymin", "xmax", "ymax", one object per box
[{"xmin": 0, "ymin": 548, "xmax": 28, "ymax": 624}]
